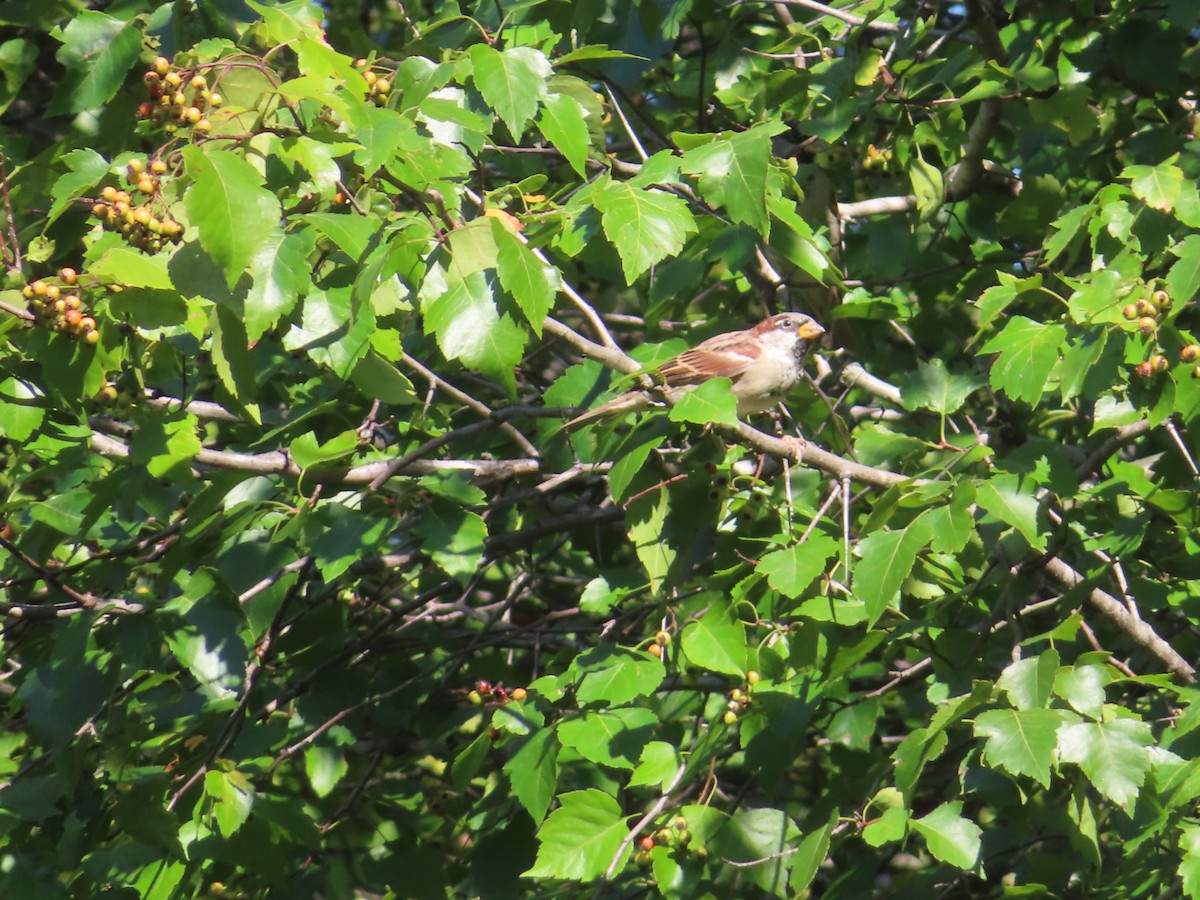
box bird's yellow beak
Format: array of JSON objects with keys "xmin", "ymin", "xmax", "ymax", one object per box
[{"xmin": 798, "ymin": 320, "xmax": 826, "ymax": 340}]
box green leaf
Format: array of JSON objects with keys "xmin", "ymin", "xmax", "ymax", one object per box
[
  {"xmin": 130, "ymin": 411, "xmax": 202, "ymax": 479},
  {"xmin": 289, "ymin": 430, "xmax": 358, "ymax": 469},
  {"xmin": 862, "ymin": 805, "xmax": 909, "ymax": 847},
  {"xmin": 679, "ymin": 123, "xmax": 785, "ymax": 234},
  {"xmin": 0, "ymin": 377, "xmax": 45, "ymax": 442},
  {"xmin": 350, "ymin": 350, "xmax": 418, "ymax": 405},
  {"xmin": 710, "ymin": 807, "xmax": 801, "ymax": 894},
  {"xmin": 628, "ymin": 741, "xmax": 681, "ymax": 789},
  {"xmin": 48, "ymin": 10, "xmax": 141, "ymax": 114},
  {"xmin": 997, "ymin": 648, "xmax": 1059, "ymax": 709},
  {"xmin": 300, "ymin": 212, "xmax": 377, "ymax": 260},
  {"xmin": 901, "ymin": 359, "xmax": 984, "ymax": 414},
  {"xmin": 304, "ymin": 745, "xmax": 348, "ymax": 798},
  {"xmin": 757, "ymin": 534, "xmax": 839, "ymax": 597},
  {"xmin": 211, "ymin": 305, "xmax": 260, "ymax": 417},
  {"xmin": 910, "ymin": 802, "xmax": 981, "ymax": 870},
  {"xmin": 572, "ymin": 646, "xmax": 665, "ymax": 707},
  {"xmin": 414, "ymin": 498, "xmax": 486, "ymax": 585},
  {"xmin": 975, "ymin": 473, "xmax": 1045, "ymax": 551},
  {"xmin": 668, "ymin": 377, "xmax": 739, "ymax": 426},
  {"xmin": 183, "ymin": 146, "xmax": 282, "ymax": 289},
  {"xmin": 853, "ymin": 523, "xmax": 930, "ymax": 626},
  {"xmin": 681, "ymin": 602, "xmax": 746, "ymax": 676},
  {"xmin": 1179, "ymin": 822, "xmax": 1200, "ymax": 899},
  {"xmin": 245, "ymin": 228, "xmax": 313, "ymax": 342},
  {"xmin": 204, "ymin": 769, "xmax": 255, "ymax": 839},
  {"xmin": 343, "ymin": 99, "xmax": 409, "ymax": 173},
  {"xmin": 505, "ymin": 728, "xmax": 559, "ymax": 824},
  {"xmin": 538, "ymin": 91, "xmax": 592, "ymax": 178},
  {"xmin": 973, "ymin": 708, "xmax": 1060, "ymax": 787},
  {"xmin": 557, "ymin": 708, "xmax": 658, "ymax": 769},
  {"xmin": 470, "ymin": 44, "xmax": 552, "ymax": 139},
  {"xmin": 421, "ymin": 269, "xmax": 525, "ymax": 394},
  {"xmin": 790, "ymin": 810, "xmax": 838, "ymax": 893},
  {"xmin": 492, "ymin": 218, "xmax": 559, "ymax": 332},
  {"xmin": 1167, "ymin": 234, "xmax": 1200, "ymax": 305},
  {"xmin": 909, "ymin": 154, "xmax": 944, "ymax": 220},
  {"xmin": 48, "ymin": 148, "xmax": 109, "ymax": 223},
  {"xmin": 979, "ymin": 316, "xmax": 1066, "ymax": 405},
  {"xmin": 593, "ymin": 177, "xmax": 696, "ymax": 284},
  {"xmin": 1122, "ymin": 159, "xmax": 1185, "ymax": 211},
  {"xmin": 1054, "ymin": 664, "xmax": 1108, "ymax": 720},
  {"xmin": 284, "ymin": 287, "xmax": 374, "ymax": 379},
  {"xmin": 1056, "ymin": 717, "xmax": 1154, "ymax": 806},
  {"xmin": 526, "ymin": 789, "xmax": 629, "ymax": 880}
]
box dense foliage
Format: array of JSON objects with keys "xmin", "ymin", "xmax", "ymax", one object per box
[{"xmin": 3, "ymin": 0, "xmax": 1200, "ymax": 896}]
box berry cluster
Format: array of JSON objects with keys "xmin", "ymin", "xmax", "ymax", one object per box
[
  {"xmin": 1122, "ymin": 288, "xmax": 1172, "ymax": 337},
  {"xmin": 138, "ymin": 56, "xmax": 221, "ymax": 135},
  {"xmin": 466, "ymin": 679, "xmax": 527, "ymax": 706},
  {"xmin": 721, "ymin": 669, "xmax": 759, "ymax": 725},
  {"xmin": 21, "ymin": 267, "xmax": 100, "ymax": 344},
  {"xmin": 354, "ymin": 58, "xmax": 392, "ymax": 106},
  {"xmin": 90, "ymin": 158, "xmax": 184, "ymax": 253},
  {"xmin": 633, "ymin": 816, "xmax": 700, "ymax": 869}
]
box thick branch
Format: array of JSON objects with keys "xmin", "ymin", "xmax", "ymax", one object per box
[{"xmin": 1040, "ymin": 557, "xmax": 1195, "ymax": 683}]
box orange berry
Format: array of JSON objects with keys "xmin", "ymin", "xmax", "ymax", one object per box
[
  {"xmin": 150, "ymin": 159, "xmax": 168, "ymax": 175},
  {"xmin": 153, "ymin": 57, "xmax": 171, "ymax": 75},
  {"xmin": 1122, "ymin": 304, "xmax": 1139, "ymax": 320},
  {"xmin": 1136, "ymin": 361, "xmax": 1154, "ymax": 379},
  {"xmin": 194, "ymin": 119, "xmax": 211, "ymax": 133},
  {"xmin": 84, "ymin": 329, "xmax": 100, "ymax": 345},
  {"xmin": 1181, "ymin": 345, "xmax": 1200, "ymax": 363},
  {"xmin": 1138, "ymin": 317, "xmax": 1158, "ymax": 335}
]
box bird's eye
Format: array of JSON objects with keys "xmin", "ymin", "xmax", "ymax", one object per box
[{"xmin": 779, "ymin": 316, "xmax": 792, "ymax": 328}]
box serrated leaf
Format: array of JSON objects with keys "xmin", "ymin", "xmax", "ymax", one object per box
[
  {"xmin": 204, "ymin": 769, "xmax": 255, "ymax": 839},
  {"xmin": 901, "ymin": 359, "xmax": 984, "ymax": 414},
  {"xmin": 1054, "ymin": 664, "xmax": 1107, "ymax": 719},
  {"xmin": 974, "ymin": 708, "xmax": 1060, "ymax": 786},
  {"xmin": 492, "ymin": 218, "xmax": 558, "ymax": 332},
  {"xmin": 49, "ymin": 11, "xmax": 141, "ymax": 114},
  {"xmin": 980, "ymin": 316, "xmax": 1066, "ymax": 405},
  {"xmin": 526, "ymin": 789, "xmax": 629, "ymax": 880},
  {"xmin": 853, "ymin": 524, "xmax": 930, "ymax": 626},
  {"xmin": 538, "ymin": 91, "xmax": 592, "ymax": 177},
  {"xmin": 1179, "ymin": 823, "xmax": 1200, "ymax": 898},
  {"xmin": 911, "ymin": 802, "xmax": 981, "ymax": 870},
  {"xmin": 470, "ymin": 44, "xmax": 551, "ymax": 139},
  {"xmin": 681, "ymin": 602, "xmax": 746, "ymax": 676},
  {"xmin": 997, "ymin": 648, "xmax": 1059, "ymax": 709},
  {"xmin": 557, "ymin": 708, "xmax": 657, "ymax": 769},
  {"xmin": 244, "ymin": 228, "xmax": 312, "ymax": 342},
  {"xmin": 758, "ymin": 534, "xmax": 839, "ymax": 597},
  {"xmin": 668, "ymin": 378, "xmax": 739, "ymax": 426},
  {"xmin": 628, "ymin": 742, "xmax": 681, "ymax": 789},
  {"xmin": 572, "ymin": 646, "xmax": 664, "ymax": 707},
  {"xmin": 421, "ymin": 269, "xmax": 525, "ymax": 394},
  {"xmin": 343, "ymin": 100, "xmax": 409, "ymax": 173},
  {"xmin": 593, "ymin": 177, "xmax": 696, "ymax": 284},
  {"xmin": 183, "ymin": 146, "xmax": 282, "ymax": 289},
  {"xmin": 680, "ymin": 123, "xmax": 785, "ymax": 235},
  {"xmin": 283, "ymin": 287, "xmax": 374, "ymax": 379},
  {"xmin": 1057, "ymin": 718, "xmax": 1153, "ymax": 806},
  {"xmin": 975, "ymin": 474, "xmax": 1045, "ymax": 550},
  {"xmin": 505, "ymin": 728, "xmax": 559, "ymax": 824},
  {"xmin": 1123, "ymin": 160, "xmax": 1184, "ymax": 211}
]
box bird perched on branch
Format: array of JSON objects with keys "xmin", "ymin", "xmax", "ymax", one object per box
[{"xmin": 564, "ymin": 313, "xmax": 826, "ymax": 430}]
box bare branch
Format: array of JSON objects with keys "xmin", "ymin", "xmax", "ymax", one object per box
[{"xmin": 1040, "ymin": 557, "xmax": 1195, "ymax": 683}]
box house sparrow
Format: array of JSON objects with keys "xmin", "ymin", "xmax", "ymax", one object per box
[{"xmin": 565, "ymin": 313, "xmax": 826, "ymax": 430}]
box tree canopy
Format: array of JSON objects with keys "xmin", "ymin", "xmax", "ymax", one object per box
[{"xmin": 3, "ymin": 0, "xmax": 1200, "ymax": 896}]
